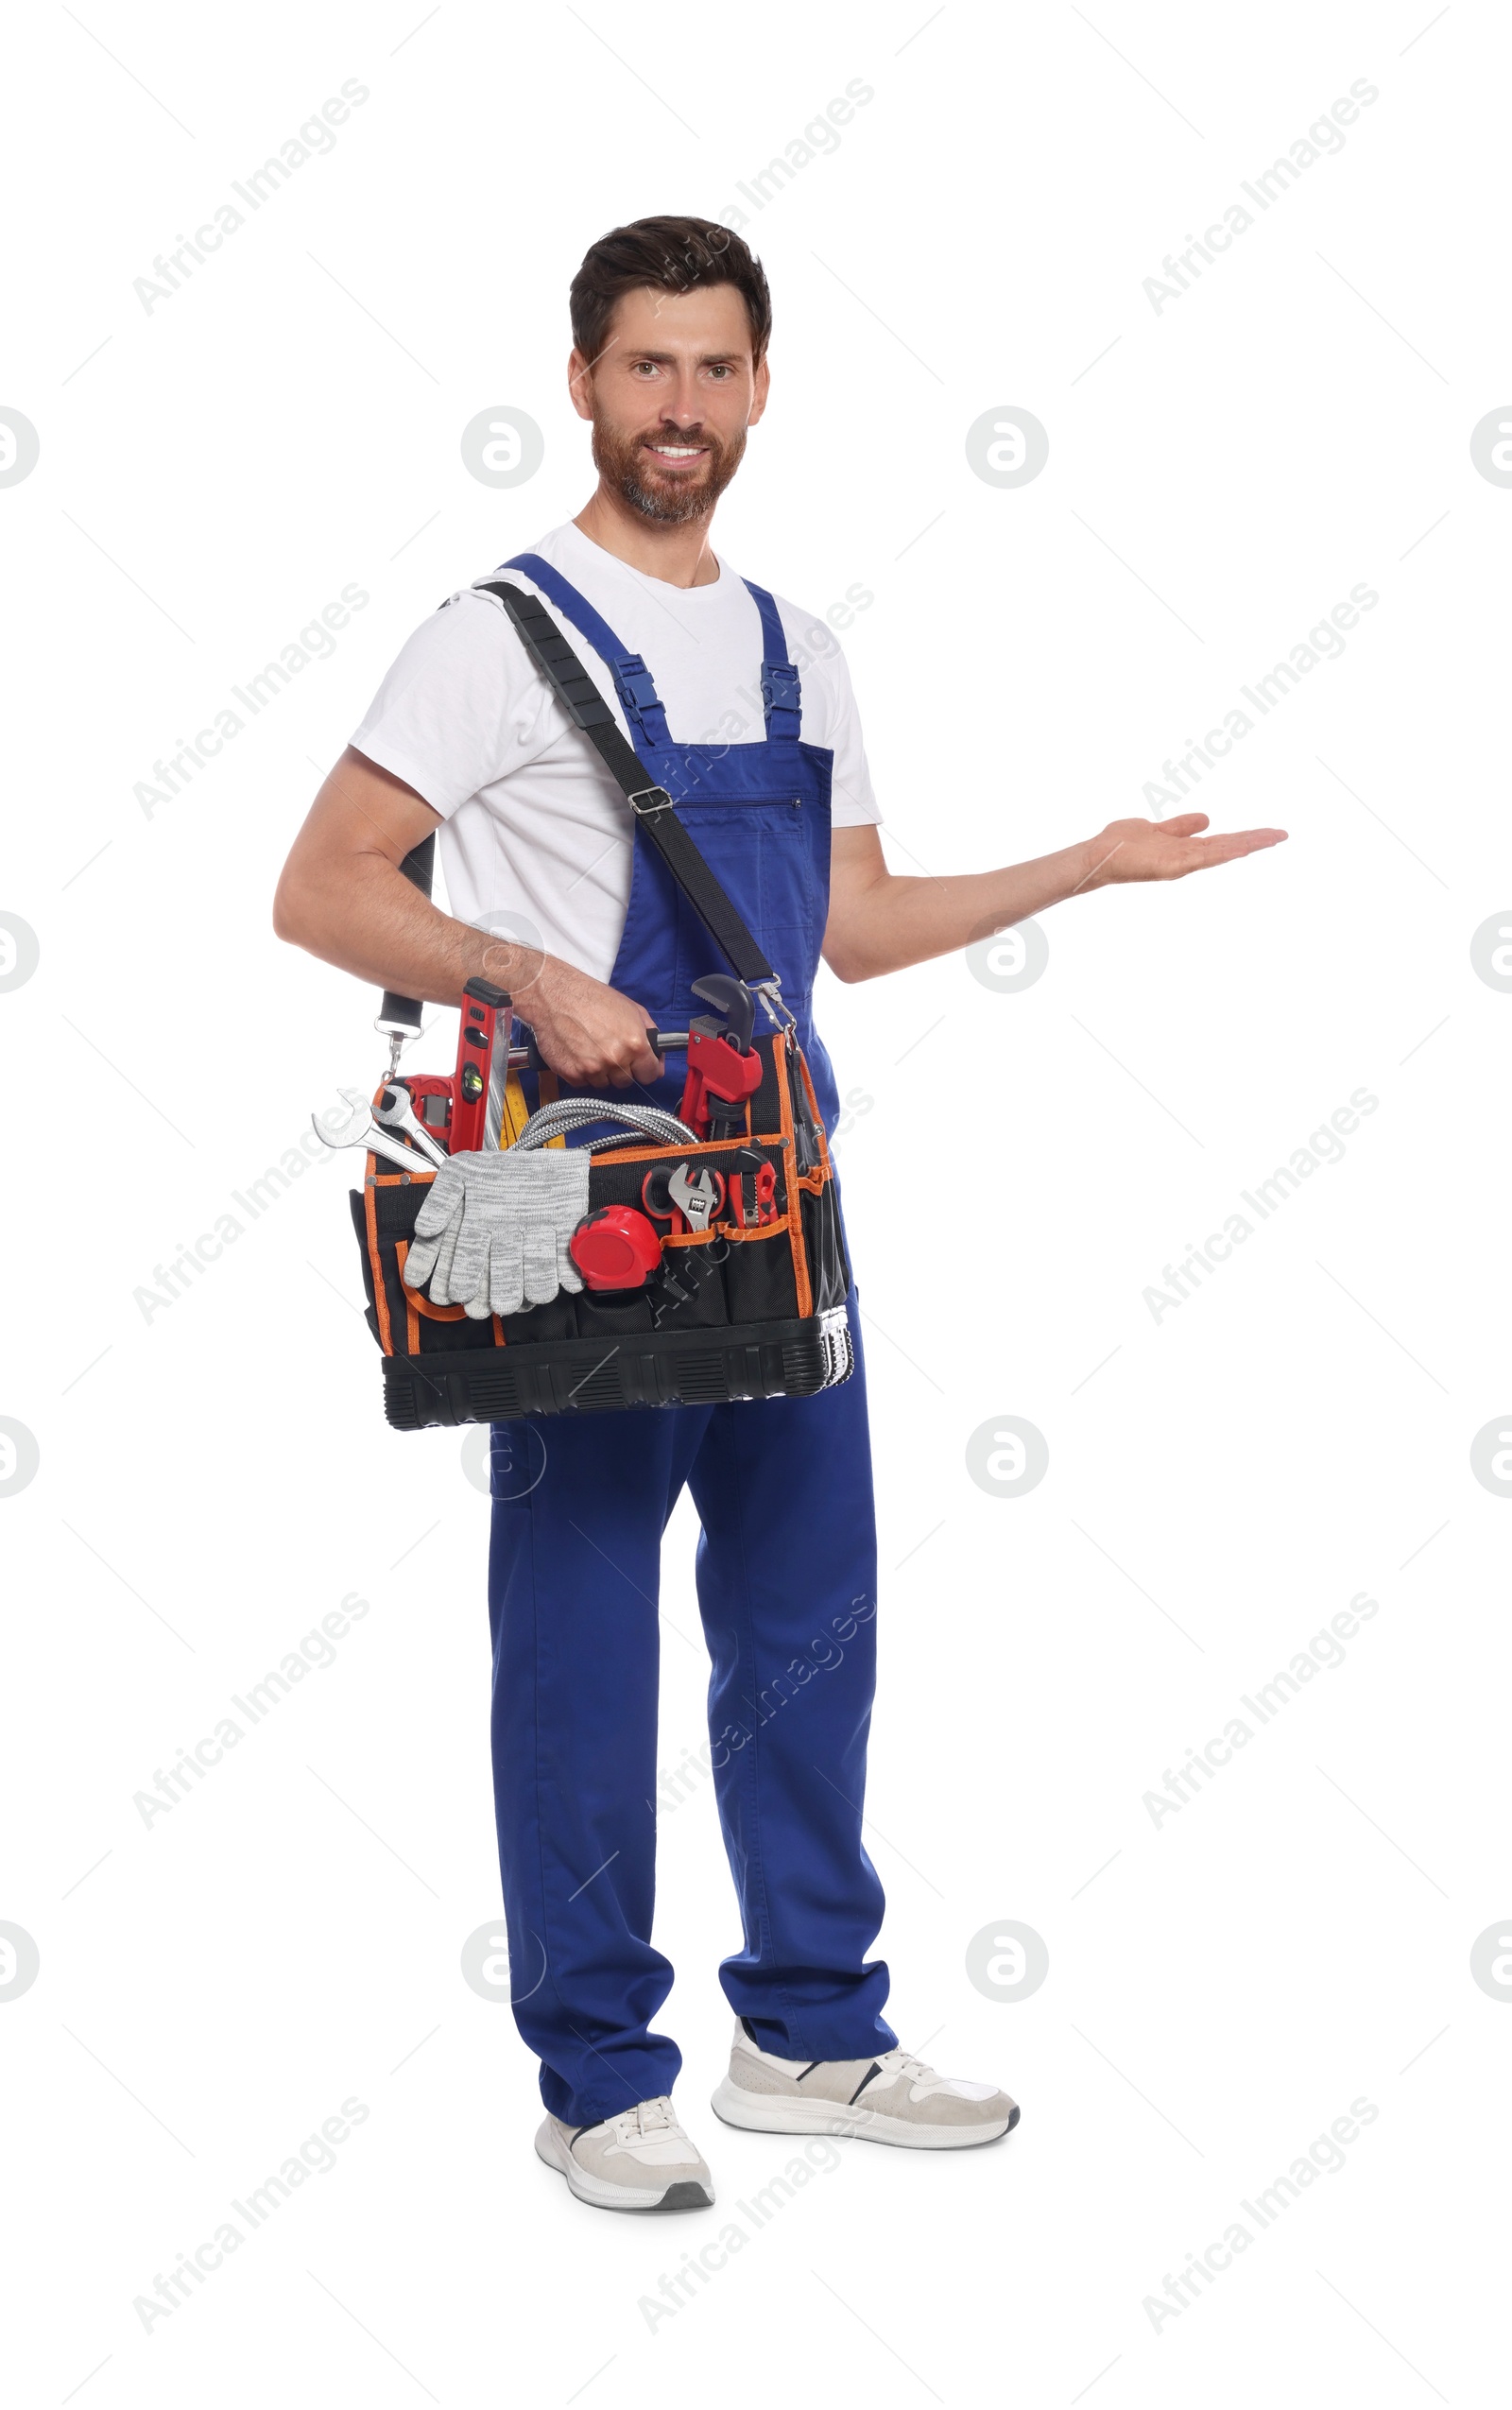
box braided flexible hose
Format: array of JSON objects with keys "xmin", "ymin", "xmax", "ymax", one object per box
[{"xmin": 513, "ymin": 1098, "xmax": 700, "ymax": 1153}]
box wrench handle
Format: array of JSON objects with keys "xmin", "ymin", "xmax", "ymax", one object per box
[
  {"xmin": 509, "ymin": 1023, "xmax": 687, "ymax": 1075},
  {"xmin": 363, "ymin": 1127, "xmax": 437, "ymax": 1179}
]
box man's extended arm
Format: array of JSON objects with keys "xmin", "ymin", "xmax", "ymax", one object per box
[
  {"xmin": 273, "ymin": 752, "xmax": 1285, "ymax": 1081},
  {"xmin": 272, "ymin": 747, "xmax": 662, "ymax": 1086},
  {"xmin": 821, "ymin": 814, "xmax": 1286, "ymax": 983}
]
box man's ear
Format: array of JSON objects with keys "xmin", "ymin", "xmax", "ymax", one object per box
[
  {"xmin": 747, "ymin": 353, "xmax": 771, "ymax": 428},
  {"xmin": 567, "ymin": 349, "xmax": 595, "ymax": 423}
]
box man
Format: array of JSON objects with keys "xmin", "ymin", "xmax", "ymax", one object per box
[{"xmin": 275, "ymin": 215, "xmax": 1283, "ymax": 2212}]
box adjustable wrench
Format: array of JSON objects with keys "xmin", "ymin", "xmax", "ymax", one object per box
[{"xmin": 668, "ymin": 1162, "xmax": 725, "ymax": 1232}]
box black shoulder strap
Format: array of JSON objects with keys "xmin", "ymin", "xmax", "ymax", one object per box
[
  {"xmin": 375, "ymin": 834, "xmax": 438, "ymax": 1041},
  {"xmin": 377, "ymin": 577, "xmax": 782, "ymax": 1038},
  {"xmin": 477, "ymin": 578, "xmax": 776, "ymax": 988}
]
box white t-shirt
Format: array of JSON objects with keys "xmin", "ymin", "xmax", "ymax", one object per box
[{"xmin": 351, "ymin": 521, "xmax": 881, "ymax": 983}]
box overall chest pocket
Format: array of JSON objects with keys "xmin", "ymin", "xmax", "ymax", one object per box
[{"xmin": 678, "ymin": 799, "xmax": 822, "ymax": 973}]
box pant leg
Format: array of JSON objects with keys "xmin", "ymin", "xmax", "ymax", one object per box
[
  {"xmin": 686, "ymin": 1289, "xmax": 895, "ymax": 2061},
  {"xmin": 487, "ymin": 1403, "xmax": 708, "ymax": 2125}
]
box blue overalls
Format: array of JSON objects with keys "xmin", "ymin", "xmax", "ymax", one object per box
[{"xmin": 486, "ymin": 553, "xmax": 896, "ymax": 2125}]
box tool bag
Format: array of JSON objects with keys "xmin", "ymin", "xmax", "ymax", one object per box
[{"xmin": 350, "ymin": 581, "xmax": 853, "ymax": 1430}]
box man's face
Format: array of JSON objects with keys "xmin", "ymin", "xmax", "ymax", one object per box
[{"xmin": 570, "ymin": 282, "xmax": 769, "ymax": 525}]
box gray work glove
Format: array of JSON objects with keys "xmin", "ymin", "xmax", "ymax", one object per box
[{"xmin": 403, "ymin": 1147, "xmax": 591, "ymax": 1319}]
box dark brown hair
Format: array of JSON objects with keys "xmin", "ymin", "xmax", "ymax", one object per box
[{"xmin": 570, "ymin": 216, "xmax": 772, "ymax": 369}]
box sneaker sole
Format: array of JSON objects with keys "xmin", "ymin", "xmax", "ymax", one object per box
[
  {"xmin": 710, "ymin": 2076, "xmax": 1021, "ymax": 2151},
  {"xmin": 535, "ymin": 2120, "xmax": 713, "ymax": 2212}
]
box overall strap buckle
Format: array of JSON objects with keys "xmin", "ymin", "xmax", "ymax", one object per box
[
  {"xmin": 614, "ymin": 656, "xmax": 672, "ymax": 748},
  {"xmin": 627, "ymin": 785, "xmax": 674, "ymax": 818},
  {"xmin": 617, "ymin": 659, "xmax": 661, "ymax": 714},
  {"xmin": 760, "ymin": 663, "xmax": 802, "ymax": 734}
]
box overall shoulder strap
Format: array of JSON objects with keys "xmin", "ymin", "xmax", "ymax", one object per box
[
  {"xmin": 503, "ymin": 552, "xmax": 672, "ymax": 750},
  {"xmin": 478, "ymin": 578, "xmax": 777, "ymax": 990},
  {"xmin": 742, "ymin": 577, "xmax": 802, "ymax": 742}
]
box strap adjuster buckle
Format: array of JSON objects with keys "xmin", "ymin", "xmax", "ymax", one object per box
[
  {"xmin": 761, "ymin": 663, "xmax": 801, "ymax": 715},
  {"xmin": 628, "ymin": 785, "xmax": 673, "ymax": 818},
  {"xmin": 618, "ymin": 660, "xmax": 661, "ymax": 714}
]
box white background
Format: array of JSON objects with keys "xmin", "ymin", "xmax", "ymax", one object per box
[{"xmin": 4, "ymin": 2, "xmax": 1508, "ymax": 2403}]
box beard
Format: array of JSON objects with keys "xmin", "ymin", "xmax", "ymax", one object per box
[{"xmin": 591, "ymin": 416, "xmax": 746, "ymax": 525}]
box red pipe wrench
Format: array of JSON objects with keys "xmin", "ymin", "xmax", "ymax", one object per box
[{"xmin": 678, "ymin": 975, "xmax": 763, "ymax": 1141}]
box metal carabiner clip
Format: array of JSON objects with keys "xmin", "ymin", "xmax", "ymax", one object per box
[{"xmin": 751, "ymin": 978, "xmax": 797, "ymax": 1037}]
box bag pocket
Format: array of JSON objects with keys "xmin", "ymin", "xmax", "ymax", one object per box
[
  {"xmin": 497, "ymin": 1295, "xmax": 579, "ymax": 1343},
  {"xmin": 356, "ymin": 1173, "xmax": 438, "ymax": 1355},
  {"xmin": 647, "ymin": 1237, "xmax": 730, "ymax": 1330},
  {"xmin": 349, "ymin": 1187, "xmax": 382, "ymax": 1345},
  {"xmin": 575, "ymin": 1287, "xmax": 655, "ymax": 1336},
  {"xmin": 719, "ymin": 1225, "xmax": 801, "ymax": 1325},
  {"xmin": 799, "ymin": 1178, "xmax": 850, "ymax": 1313}
]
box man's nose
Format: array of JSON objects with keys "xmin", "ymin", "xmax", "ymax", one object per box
[{"xmin": 659, "ymin": 373, "xmax": 704, "ymax": 426}]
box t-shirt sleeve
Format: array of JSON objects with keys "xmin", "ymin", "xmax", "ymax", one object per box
[
  {"xmin": 350, "ymin": 590, "xmax": 545, "ymax": 817},
  {"xmin": 826, "ymin": 644, "xmax": 882, "ymax": 830},
  {"xmin": 799, "ymin": 630, "xmax": 882, "ymax": 830}
]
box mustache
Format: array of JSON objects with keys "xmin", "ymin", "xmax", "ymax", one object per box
[{"xmin": 591, "ymin": 412, "xmax": 744, "ymax": 523}]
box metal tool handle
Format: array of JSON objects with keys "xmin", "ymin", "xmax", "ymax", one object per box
[
  {"xmin": 364, "ymin": 1127, "xmax": 437, "ymax": 1178},
  {"xmin": 363, "ymin": 1127, "xmax": 437, "ymax": 1178},
  {"xmin": 510, "ymin": 1020, "xmax": 689, "ymax": 1068},
  {"xmin": 311, "ymin": 1110, "xmax": 436, "ymax": 1179}
]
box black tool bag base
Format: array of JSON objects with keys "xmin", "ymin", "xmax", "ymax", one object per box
[{"xmin": 381, "ymin": 1304, "xmax": 853, "ymax": 1430}]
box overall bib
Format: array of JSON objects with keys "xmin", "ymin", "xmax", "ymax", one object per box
[{"xmin": 486, "ymin": 554, "xmax": 895, "ymax": 2124}]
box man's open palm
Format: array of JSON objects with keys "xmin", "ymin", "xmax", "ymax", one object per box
[{"xmin": 1086, "ymin": 811, "xmax": 1288, "ymax": 887}]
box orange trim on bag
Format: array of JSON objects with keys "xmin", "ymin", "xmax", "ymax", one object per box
[
  {"xmin": 364, "ymin": 1174, "xmax": 395, "ymax": 1353},
  {"xmin": 395, "ymin": 1240, "xmax": 469, "ymax": 1321},
  {"xmin": 662, "ymin": 1220, "xmax": 788, "ymax": 1249},
  {"xmin": 788, "ymin": 1054, "xmax": 837, "ymax": 1194},
  {"xmin": 394, "ymin": 1240, "xmax": 507, "ymax": 1344},
  {"xmin": 798, "ymin": 1049, "xmax": 834, "ymax": 1178},
  {"xmin": 578, "ymin": 1134, "xmax": 787, "ymax": 1171},
  {"xmin": 772, "ymin": 1037, "xmax": 812, "ymax": 1317}
]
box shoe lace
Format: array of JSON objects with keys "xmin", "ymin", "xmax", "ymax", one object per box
[
  {"xmin": 610, "ymin": 2095, "xmax": 678, "ymax": 2143},
  {"xmin": 874, "ymin": 2047, "xmax": 936, "ymax": 2086}
]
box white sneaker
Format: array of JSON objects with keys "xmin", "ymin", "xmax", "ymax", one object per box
[
  {"xmin": 535, "ymin": 2095, "xmax": 714, "ymax": 2212},
  {"xmin": 711, "ymin": 2018, "xmax": 1020, "ymax": 2150}
]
